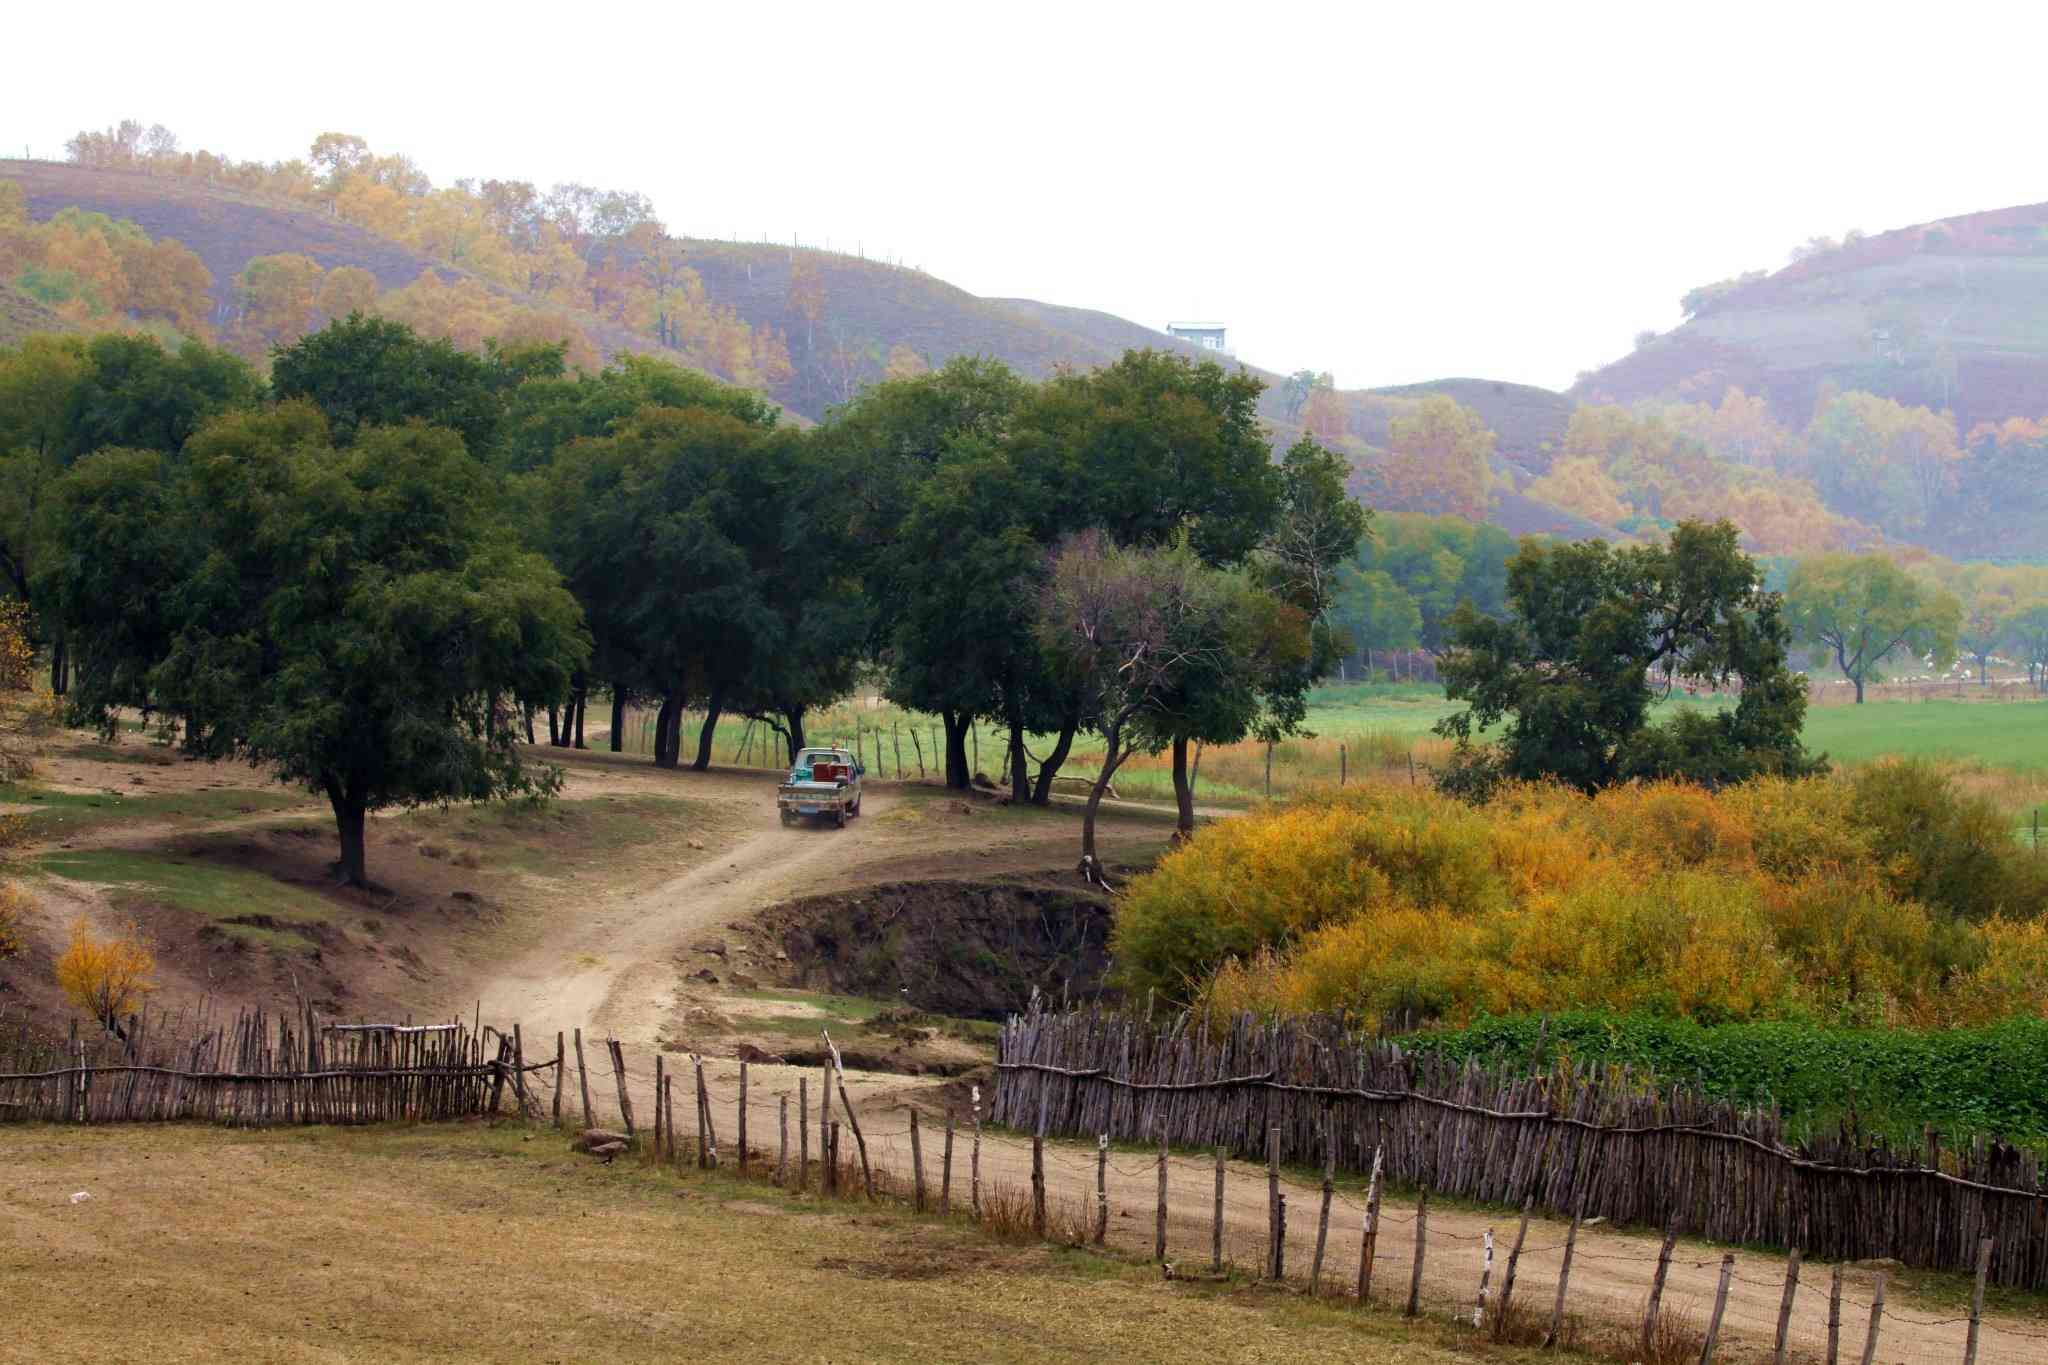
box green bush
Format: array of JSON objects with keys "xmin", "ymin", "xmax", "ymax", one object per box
[
  {"xmin": 1845, "ymin": 758, "xmax": 2048, "ymax": 920},
  {"xmin": 1414, "ymin": 1010, "xmax": 2048, "ymax": 1149}
]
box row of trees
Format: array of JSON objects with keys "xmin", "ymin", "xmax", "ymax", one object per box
[
  {"xmin": 7, "ymin": 321, "xmax": 1365, "ymax": 883},
  {"xmin": 1521, "ymin": 386, "xmax": 2047, "ymax": 558}
]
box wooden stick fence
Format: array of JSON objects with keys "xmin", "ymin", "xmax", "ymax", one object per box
[
  {"xmin": 991, "ymin": 1005, "xmax": 2048, "ymax": 1289},
  {"xmin": 0, "ymin": 1007, "xmax": 543, "ymax": 1126}
]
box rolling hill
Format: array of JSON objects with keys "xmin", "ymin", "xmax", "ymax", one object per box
[{"xmin": 1574, "ymin": 200, "xmax": 2048, "ymax": 434}]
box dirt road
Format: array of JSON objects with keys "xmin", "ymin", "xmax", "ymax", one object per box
[{"xmin": 452, "ymin": 755, "xmax": 2042, "ymax": 1364}]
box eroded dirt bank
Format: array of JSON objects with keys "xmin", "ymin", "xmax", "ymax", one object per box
[{"xmin": 750, "ymin": 878, "xmax": 1116, "ymax": 1020}]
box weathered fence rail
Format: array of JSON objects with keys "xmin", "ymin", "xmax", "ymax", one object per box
[
  {"xmin": 992, "ymin": 1006, "xmax": 2048, "ymax": 1289},
  {"xmin": 0, "ymin": 1005, "xmax": 542, "ymax": 1126}
]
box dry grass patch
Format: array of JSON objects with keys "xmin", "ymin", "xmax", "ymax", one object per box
[{"xmin": 1, "ymin": 1122, "xmax": 1584, "ymax": 1364}]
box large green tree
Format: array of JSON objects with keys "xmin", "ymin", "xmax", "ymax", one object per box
[
  {"xmin": 271, "ymin": 313, "xmax": 516, "ymax": 455},
  {"xmin": 1785, "ymin": 552, "xmax": 1961, "ymax": 703},
  {"xmin": 1437, "ymin": 520, "xmax": 1818, "ymax": 792},
  {"xmin": 826, "ymin": 357, "xmax": 1033, "ymax": 790},
  {"xmin": 45, "ymin": 403, "xmax": 587, "ymax": 885},
  {"xmin": 1037, "ymin": 534, "xmax": 1300, "ymax": 875}
]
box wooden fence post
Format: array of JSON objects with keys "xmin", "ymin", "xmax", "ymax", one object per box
[
  {"xmin": 819, "ymin": 1063, "xmax": 831, "ymax": 1182},
  {"xmin": 1701, "ymin": 1253, "xmax": 1734, "ymax": 1363},
  {"xmin": 606, "ymin": 1038, "xmax": 635, "ymax": 1135},
  {"xmin": 574, "ymin": 1027, "xmax": 592, "ymax": 1129},
  {"xmin": 778, "ymin": 1094, "xmax": 789, "ymax": 1185},
  {"xmin": 1856, "ymin": 1272, "xmax": 1885, "ymax": 1365},
  {"xmin": 1544, "ymin": 1192, "xmax": 1584, "ymax": 1349},
  {"xmin": 910, "ymin": 1107, "xmax": 927, "ymax": 1212},
  {"xmin": 1155, "ymin": 1125, "xmax": 1169, "ymax": 1262},
  {"xmin": 511, "ymin": 1024, "xmax": 530, "ymax": 1113},
  {"xmin": 827, "ymin": 1121, "xmax": 839, "ymax": 1194},
  {"xmin": 1358, "ymin": 1144, "xmax": 1383, "ymax": 1302},
  {"xmin": 653, "ymin": 1053, "xmax": 666, "ymax": 1157},
  {"xmin": 1473, "ymin": 1227, "xmax": 1494, "ymax": 1329},
  {"xmin": 1826, "ymin": 1263, "xmax": 1842, "ymax": 1365},
  {"xmin": 696, "ymin": 1056, "xmax": 717, "ymax": 1167},
  {"xmin": 1213, "ymin": 1146, "xmax": 1226, "ymax": 1273},
  {"xmin": 971, "ymin": 1084, "xmax": 983, "ymax": 1217},
  {"xmin": 738, "ymin": 1062, "xmax": 748, "ymax": 1173},
  {"xmin": 798, "ymin": 1076, "xmax": 810, "ymax": 1188},
  {"xmin": 1274, "ymin": 1194, "xmax": 1287, "ymax": 1281},
  {"xmin": 663, "ymin": 1074, "xmax": 676, "ymax": 1165},
  {"xmin": 1963, "ymin": 1237, "xmax": 1994, "ymax": 1365},
  {"xmin": 1494, "ymin": 1196, "xmax": 1532, "ymax": 1336},
  {"xmin": 1266, "ymin": 1125, "xmax": 1281, "ymax": 1279},
  {"xmin": 1312, "ymin": 1119, "xmax": 1336, "ymax": 1294},
  {"xmin": 1096, "ymin": 1134, "xmax": 1110, "ymax": 1246},
  {"xmin": 1642, "ymin": 1214, "xmax": 1679, "ymax": 1361},
  {"xmin": 821, "ymin": 1031, "xmax": 872, "ymax": 1198},
  {"xmin": 941, "ymin": 1112, "xmax": 955, "ymax": 1215},
  {"xmin": 551, "ymin": 1031, "xmax": 563, "ymax": 1126},
  {"xmin": 1406, "ymin": 1185, "xmax": 1430, "ymax": 1317},
  {"xmin": 1031, "ymin": 1132, "xmax": 1046, "ymax": 1238},
  {"xmin": 1773, "ymin": 1247, "xmax": 1801, "ymax": 1365}
]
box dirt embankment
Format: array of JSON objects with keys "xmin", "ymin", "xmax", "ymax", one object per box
[{"xmin": 751, "ymin": 879, "xmax": 1118, "ymax": 1020}]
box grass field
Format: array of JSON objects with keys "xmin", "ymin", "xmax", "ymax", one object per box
[
  {"xmin": 605, "ymin": 683, "xmax": 2048, "ymax": 815},
  {"xmin": 0, "ymin": 1123, "xmax": 1566, "ymax": 1365}
]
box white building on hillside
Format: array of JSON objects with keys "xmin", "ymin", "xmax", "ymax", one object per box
[{"xmin": 1166, "ymin": 321, "xmax": 1231, "ymax": 355}]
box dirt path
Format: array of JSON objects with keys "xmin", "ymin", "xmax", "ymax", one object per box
[{"xmin": 451, "ymin": 759, "xmax": 1161, "ymax": 1044}]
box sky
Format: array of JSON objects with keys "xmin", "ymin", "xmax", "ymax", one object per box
[{"xmin": 9, "ymin": 1, "xmax": 2048, "ymax": 391}]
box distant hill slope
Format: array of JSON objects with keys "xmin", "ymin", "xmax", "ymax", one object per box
[
  {"xmin": 1574, "ymin": 201, "xmax": 2048, "ymax": 432},
  {"xmin": 0, "ymin": 159, "xmax": 667, "ymax": 370},
  {"xmin": 1354, "ymin": 377, "xmax": 1575, "ymax": 472}
]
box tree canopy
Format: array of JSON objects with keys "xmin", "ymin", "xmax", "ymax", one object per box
[{"xmin": 1437, "ymin": 520, "xmax": 1818, "ymax": 793}]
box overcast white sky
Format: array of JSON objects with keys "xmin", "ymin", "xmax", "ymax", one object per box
[{"xmin": 10, "ymin": 2, "xmax": 2046, "ymax": 390}]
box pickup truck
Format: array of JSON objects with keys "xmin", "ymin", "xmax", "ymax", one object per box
[{"xmin": 777, "ymin": 747, "xmax": 865, "ymax": 827}]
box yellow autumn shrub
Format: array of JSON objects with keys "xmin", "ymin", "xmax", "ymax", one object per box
[
  {"xmin": 55, "ymin": 918, "xmax": 156, "ymax": 1031},
  {"xmin": 1120, "ymin": 772, "xmax": 2048, "ymax": 1027}
]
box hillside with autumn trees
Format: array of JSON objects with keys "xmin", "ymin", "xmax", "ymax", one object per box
[{"xmin": 10, "ymin": 119, "xmax": 2048, "ymax": 561}]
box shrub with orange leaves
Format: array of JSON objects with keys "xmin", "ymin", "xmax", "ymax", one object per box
[
  {"xmin": 1117, "ymin": 768, "xmax": 2048, "ymax": 1028},
  {"xmin": 54, "ymin": 919, "xmax": 156, "ymax": 1034}
]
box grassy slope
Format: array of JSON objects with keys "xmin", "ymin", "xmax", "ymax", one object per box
[
  {"xmin": 1574, "ymin": 199, "xmax": 2048, "ymax": 437},
  {"xmin": 1, "ymin": 1123, "xmax": 1550, "ymax": 1365}
]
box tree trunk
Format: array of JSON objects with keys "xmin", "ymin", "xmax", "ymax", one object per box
[
  {"xmin": 692, "ymin": 689, "xmax": 725, "ymax": 772},
  {"xmin": 523, "ymin": 706, "xmax": 535, "ymax": 745},
  {"xmin": 1007, "ymin": 720, "xmax": 1029, "ymax": 805},
  {"xmin": 1031, "ymin": 718, "xmax": 1079, "ymax": 805},
  {"xmin": 50, "ymin": 635, "xmax": 67, "ymax": 696},
  {"xmin": 652, "ymin": 692, "xmax": 682, "ymax": 769},
  {"xmin": 941, "ymin": 709, "xmax": 972, "ymax": 790},
  {"xmin": 1853, "ymin": 675, "xmax": 1865, "ymax": 704},
  {"xmin": 571, "ymin": 682, "xmax": 587, "ymax": 749},
  {"xmin": 610, "ymin": 687, "xmax": 626, "ymax": 753},
  {"xmin": 547, "ymin": 704, "xmax": 561, "ymax": 746},
  {"xmin": 1080, "ymin": 725, "xmax": 1129, "ymax": 875},
  {"xmin": 327, "ymin": 783, "xmax": 369, "ymax": 888},
  {"xmin": 1171, "ymin": 734, "xmax": 1195, "ymax": 841}
]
